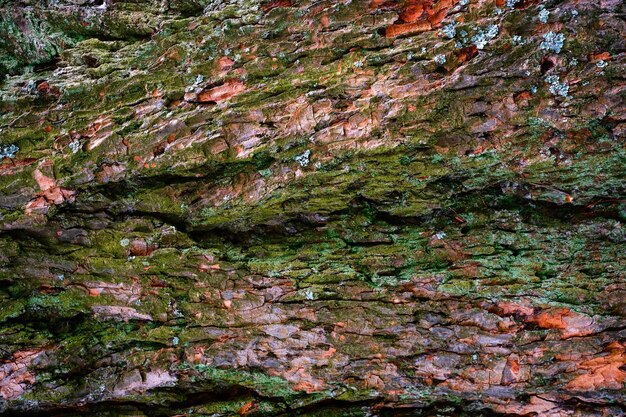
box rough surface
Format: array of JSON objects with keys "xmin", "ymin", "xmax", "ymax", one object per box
[{"xmin": 0, "ymin": 0, "xmax": 625, "ymax": 416}]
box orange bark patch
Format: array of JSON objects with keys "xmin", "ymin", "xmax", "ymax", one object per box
[
  {"xmin": 514, "ymin": 90, "xmax": 533, "ymax": 103},
  {"xmin": 286, "ymin": 367, "xmax": 326, "ymax": 393},
  {"xmin": 198, "ymin": 263, "xmax": 221, "ymax": 272},
  {"xmin": 500, "ymin": 355, "xmax": 520, "ymax": 385},
  {"xmin": 197, "ymin": 80, "xmax": 246, "ymax": 103},
  {"xmin": 566, "ymin": 342, "xmax": 626, "ymax": 391},
  {"xmin": 129, "ymin": 239, "xmax": 157, "ymax": 257},
  {"xmin": 261, "ymin": 0, "xmax": 293, "ymax": 12},
  {"xmin": 385, "ymin": 21, "xmax": 432, "ymax": 37},
  {"xmin": 88, "ymin": 288, "xmax": 102, "ymax": 297},
  {"xmin": 26, "ymin": 169, "xmax": 76, "ymax": 215},
  {"xmin": 292, "ymin": 380, "xmax": 323, "ymax": 393},
  {"xmin": 530, "ymin": 308, "xmax": 596, "ymax": 338},
  {"xmin": 84, "ymin": 116, "xmax": 112, "ymax": 139},
  {"xmin": 238, "ymin": 401, "xmax": 258, "ymax": 415},
  {"xmin": 588, "ymin": 51, "xmax": 611, "ymax": 62},
  {"xmin": 455, "ymin": 45, "xmax": 478, "ymax": 64},
  {"xmin": 218, "ymin": 56, "xmax": 235, "ymax": 71},
  {"xmin": 0, "ymin": 349, "xmax": 44, "ymax": 400},
  {"xmin": 399, "ymin": 3, "xmax": 425, "ymax": 23},
  {"xmin": 369, "ymin": 0, "xmax": 391, "ymax": 8},
  {"xmin": 33, "ymin": 168, "xmax": 57, "ymax": 191},
  {"xmin": 319, "ymin": 347, "xmax": 336, "ymax": 359},
  {"xmin": 383, "ymin": 0, "xmax": 459, "ymax": 37},
  {"xmin": 496, "ymin": 300, "xmax": 534, "ymax": 317},
  {"xmin": 36, "ymin": 81, "xmax": 50, "ymax": 93}
]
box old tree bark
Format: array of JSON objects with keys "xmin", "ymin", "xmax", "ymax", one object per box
[{"xmin": 0, "ymin": 0, "xmax": 625, "ymax": 415}]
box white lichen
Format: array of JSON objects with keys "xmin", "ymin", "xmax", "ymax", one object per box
[
  {"xmin": 294, "ymin": 149, "xmax": 311, "ymax": 167},
  {"xmin": 486, "ymin": 24, "xmax": 499, "ymax": 39},
  {"xmin": 434, "ymin": 54, "xmax": 447, "ymax": 64},
  {"xmin": 69, "ymin": 140, "xmax": 81, "ymax": 154},
  {"xmin": 472, "ymin": 24, "xmax": 499, "ymax": 50},
  {"xmin": 540, "ymin": 32, "xmax": 565, "ymax": 54},
  {"xmin": 596, "ymin": 60, "xmax": 608, "ymax": 68},
  {"xmin": 442, "ymin": 22, "xmax": 456, "ymax": 39},
  {"xmin": 538, "ymin": 8, "xmax": 549, "ymax": 23},
  {"xmin": 0, "ymin": 144, "xmax": 19, "ymax": 159},
  {"xmin": 545, "ymin": 75, "xmax": 569, "ymax": 97}
]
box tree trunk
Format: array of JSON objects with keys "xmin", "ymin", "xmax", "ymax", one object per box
[{"xmin": 0, "ymin": 0, "xmax": 625, "ymax": 415}]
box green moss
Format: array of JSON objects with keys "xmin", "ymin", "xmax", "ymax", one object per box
[{"xmin": 183, "ymin": 364, "xmax": 301, "ymax": 400}]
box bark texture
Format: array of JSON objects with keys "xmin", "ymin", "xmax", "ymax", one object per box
[{"xmin": 0, "ymin": 0, "xmax": 625, "ymax": 416}]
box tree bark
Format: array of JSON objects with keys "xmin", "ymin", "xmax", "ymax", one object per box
[{"xmin": 0, "ymin": 0, "xmax": 625, "ymax": 416}]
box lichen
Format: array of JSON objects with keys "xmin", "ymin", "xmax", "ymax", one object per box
[
  {"xmin": 538, "ymin": 8, "xmax": 550, "ymax": 23},
  {"xmin": 68, "ymin": 140, "xmax": 81, "ymax": 154},
  {"xmin": 545, "ymin": 75, "xmax": 569, "ymax": 97},
  {"xmin": 471, "ymin": 24, "xmax": 499, "ymax": 50},
  {"xmin": 506, "ymin": 0, "xmax": 520, "ymax": 8},
  {"xmin": 442, "ymin": 22, "xmax": 456, "ymax": 39},
  {"xmin": 0, "ymin": 143, "xmax": 19, "ymax": 159},
  {"xmin": 512, "ymin": 35, "xmax": 525, "ymax": 45},
  {"xmin": 540, "ymin": 32, "xmax": 565, "ymax": 53},
  {"xmin": 294, "ymin": 149, "xmax": 311, "ymax": 167}
]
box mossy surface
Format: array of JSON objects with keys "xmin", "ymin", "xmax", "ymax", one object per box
[{"xmin": 1, "ymin": 0, "xmax": 625, "ymax": 416}]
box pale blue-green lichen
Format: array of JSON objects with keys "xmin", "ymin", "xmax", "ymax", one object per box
[
  {"xmin": 472, "ymin": 25, "xmax": 499, "ymax": 50},
  {"xmin": 442, "ymin": 22, "xmax": 456, "ymax": 39},
  {"xmin": 540, "ymin": 32, "xmax": 565, "ymax": 53},
  {"xmin": 0, "ymin": 143, "xmax": 19, "ymax": 159},
  {"xmin": 545, "ymin": 75, "xmax": 569, "ymax": 97},
  {"xmin": 295, "ymin": 149, "xmax": 311, "ymax": 167}
]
